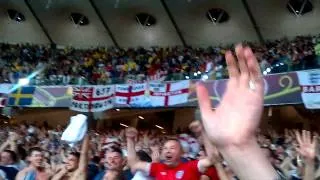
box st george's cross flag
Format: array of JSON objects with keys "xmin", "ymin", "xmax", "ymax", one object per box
[
  {"xmin": 297, "ymin": 70, "xmax": 320, "ymax": 109},
  {"xmin": 149, "ymin": 80, "xmax": 190, "ymax": 107},
  {"xmin": 115, "ymin": 83, "xmax": 146, "ymax": 105},
  {"xmin": 70, "ymin": 86, "xmax": 114, "ymax": 112}
]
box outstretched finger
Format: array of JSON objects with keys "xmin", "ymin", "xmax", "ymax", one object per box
[
  {"xmin": 306, "ymin": 131, "xmax": 311, "ymax": 144},
  {"xmin": 236, "ymin": 44, "xmax": 249, "ymax": 75},
  {"xmin": 235, "ymin": 44, "xmax": 249, "ymax": 86},
  {"xmin": 245, "ymin": 47, "xmax": 264, "ymax": 93},
  {"xmin": 312, "ymin": 135, "xmax": 318, "ymax": 146},
  {"xmin": 295, "ymin": 130, "xmax": 302, "ymax": 146},
  {"xmin": 225, "ymin": 51, "xmax": 239, "ymax": 79},
  {"xmin": 196, "ymin": 83, "xmax": 213, "ymax": 119},
  {"xmin": 302, "ymin": 130, "xmax": 307, "ymax": 144}
]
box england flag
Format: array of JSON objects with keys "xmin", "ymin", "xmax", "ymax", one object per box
[
  {"xmin": 115, "ymin": 83, "xmax": 146, "ymax": 105},
  {"xmin": 149, "ymin": 80, "xmax": 190, "ymax": 107}
]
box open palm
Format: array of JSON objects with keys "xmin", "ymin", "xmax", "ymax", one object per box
[
  {"xmin": 295, "ymin": 130, "xmax": 317, "ymax": 161},
  {"xmin": 197, "ymin": 45, "xmax": 264, "ymax": 147}
]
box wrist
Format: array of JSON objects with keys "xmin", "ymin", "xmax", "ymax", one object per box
[
  {"xmin": 219, "ymin": 136, "xmax": 258, "ymax": 154},
  {"xmin": 304, "ymin": 157, "xmax": 315, "ymax": 165},
  {"xmin": 219, "ymin": 137, "xmax": 277, "ymax": 180},
  {"xmin": 213, "ymin": 160, "xmax": 223, "ymax": 167}
]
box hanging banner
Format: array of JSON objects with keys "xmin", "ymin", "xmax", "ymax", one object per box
[
  {"xmin": 188, "ymin": 71, "xmax": 302, "ymax": 107},
  {"xmin": 2, "ymin": 71, "xmax": 306, "ymax": 109},
  {"xmin": 70, "ymin": 86, "xmax": 114, "ymax": 112},
  {"xmin": 297, "ymin": 70, "xmax": 320, "ymax": 109},
  {"xmin": 150, "ymin": 80, "xmax": 190, "ymax": 107},
  {"xmin": 115, "ymin": 83, "xmax": 146, "ymax": 105}
]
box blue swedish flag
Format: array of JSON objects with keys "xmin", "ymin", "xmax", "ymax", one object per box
[{"xmin": 8, "ymin": 87, "xmax": 35, "ymax": 106}]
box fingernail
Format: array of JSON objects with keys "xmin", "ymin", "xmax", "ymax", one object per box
[{"xmin": 244, "ymin": 48, "xmax": 252, "ymax": 57}]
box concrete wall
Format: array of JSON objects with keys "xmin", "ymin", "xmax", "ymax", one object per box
[
  {"xmin": 247, "ymin": 0, "xmax": 320, "ymax": 40},
  {"xmin": 94, "ymin": 0, "xmax": 182, "ymax": 47},
  {"xmin": 1, "ymin": 0, "xmax": 320, "ymax": 47},
  {"xmin": 172, "ymin": 108, "xmax": 195, "ymax": 133},
  {"xmin": 166, "ymin": 0, "xmax": 259, "ymax": 47},
  {"xmin": 29, "ymin": 0, "xmax": 113, "ymax": 48}
]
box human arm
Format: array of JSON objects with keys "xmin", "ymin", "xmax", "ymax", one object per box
[
  {"xmin": 9, "ymin": 132, "xmax": 18, "ymax": 153},
  {"xmin": 126, "ymin": 127, "xmax": 151, "ymax": 173},
  {"xmin": 70, "ymin": 135, "xmax": 90, "ymax": 180},
  {"xmin": 279, "ymin": 156, "xmax": 294, "ymax": 177},
  {"xmin": 196, "ymin": 45, "xmax": 277, "ymax": 180},
  {"xmin": 15, "ymin": 171, "xmax": 26, "ymax": 180},
  {"xmin": 15, "ymin": 167, "xmax": 34, "ymax": 180},
  {"xmin": 51, "ymin": 165, "xmax": 68, "ymax": 180},
  {"xmin": 0, "ymin": 132, "xmax": 18, "ymax": 153},
  {"xmin": 189, "ymin": 121, "xmax": 229, "ymax": 180},
  {"xmin": 0, "ymin": 140, "xmax": 10, "ymax": 153},
  {"xmin": 150, "ymin": 141, "xmax": 161, "ymax": 163},
  {"xmin": 295, "ymin": 130, "xmax": 317, "ymax": 180}
]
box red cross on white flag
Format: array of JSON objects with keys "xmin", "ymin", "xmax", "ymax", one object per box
[
  {"xmin": 115, "ymin": 83, "xmax": 146, "ymax": 105},
  {"xmin": 70, "ymin": 86, "xmax": 114, "ymax": 112},
  {"xmin": 149, "ymin": 80, "xmax": 190, "ymax": 106}
]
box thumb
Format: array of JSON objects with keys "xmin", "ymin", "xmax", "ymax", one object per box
[{"xmin": 196, "ymin": 83, "xmax": 213, "ymax": 119}]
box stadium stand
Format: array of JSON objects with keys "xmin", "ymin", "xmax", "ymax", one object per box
[
  {"xmin": 1, "ymin": 34, "xmax": 320, "ymax": 85},
  {"xmin": 1, "ymin": 0, "xmax": 320, "ymax": 179}
]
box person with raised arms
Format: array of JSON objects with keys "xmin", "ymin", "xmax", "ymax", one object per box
[{"xmin": 126, "ymin": 127, "xmax": 219, "ymax": 180}]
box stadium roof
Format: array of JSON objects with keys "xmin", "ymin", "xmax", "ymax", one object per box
[{"xmin": 0, "ymin": 0, "xmax": 319, "ymax": 48}]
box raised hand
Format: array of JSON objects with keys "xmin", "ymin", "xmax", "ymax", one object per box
[
  {"xmin": 8, "ymin": 132, "xmax": 19, "ymax": 142},
  {"xmin": 295, "ymin": 130, "xmax": 317, "ymax": 161},
  {"xmin": 150, "ymin": 146, "xmax": 161, "ymax": 162},
  {"xmin": 189, "ymin": 121, "xmax": 202, "ymax": 138},
  {"xmin": 196, "ymin": 44, "xmax": 264, "ymax": 148},
  {"xmin": 125, "ymin": 127, "xmax": 138, "ymax": 142},
  {"xmin": 104, "ymin": 170, "xmax": 120, "ymax": 180}
]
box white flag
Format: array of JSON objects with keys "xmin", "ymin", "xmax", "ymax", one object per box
[
  {"xmin": 149, "ymin": 80, "xmax": 190, "ymax": 107},
  {"xmin": 70, "ymin": 86, "xmax": 114, "ymax": 112},
  {"xmin": 297, "ymin": 70, "xmax": 320, "ymax": 109},
  {"xmin": 115, "ymin": 83, "xmax": 146, "ymax": 105}
]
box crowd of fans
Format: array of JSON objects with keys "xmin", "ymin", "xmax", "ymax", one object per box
[
  {"xmin": 1, "ymin": 35, "xmax": 320, "ymax": 85},
  {"xmin": 1, "ymin": 35, "xmax": 320, "ymax": 179},
  {"xmin": 0, "ymin": 121, "xmax": 318, "ymax": 180}
]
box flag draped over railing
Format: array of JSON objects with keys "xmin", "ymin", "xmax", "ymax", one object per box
[
  {"xmin": 1, "ymin": 70, "xmax": 316, "ymax": 111},
  {"xmin": 297, "ymin": 70, "xmax": 320, "ymax": 109}
]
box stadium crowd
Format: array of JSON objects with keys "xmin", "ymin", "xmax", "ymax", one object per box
[
  {"xmin": 1, "ymin": 35, "xmax": 320, "ymax": 85},
  {"xmin": 0, "ymin": 42, "xmax": 319, "ymax": 180},
  {"xmin": 0, "ymin": 120, "xmax": 318, "ymax": 180}
]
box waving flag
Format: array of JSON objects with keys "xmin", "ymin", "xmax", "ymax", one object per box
[
  {"xmin": 149, "ymin": 80, "xmax": 190, "ymax": 107},
  {"xmin": 70, "ymin": 86, "xmax": 114, "ymax": 112},
  {"xmin": 115, "ymin": 83, "xmax": 146, "ymax": 105}
]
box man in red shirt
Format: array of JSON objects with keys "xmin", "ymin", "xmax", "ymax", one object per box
[
  {"xmin": 126, "ymin": 128, "xmax": 219, "ymax": 180},
  {"xmin": 126, "ymin": 45, "xmax": 279, "ymax": 180}
]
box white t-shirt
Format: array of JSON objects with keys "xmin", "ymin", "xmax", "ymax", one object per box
[{"xmin": 132, "ymin": 171, "xmax": 153, "ymax": 180}]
